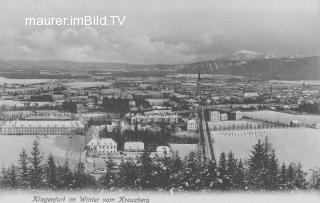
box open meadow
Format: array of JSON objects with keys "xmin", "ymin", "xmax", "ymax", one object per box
[
  {"xmin": 0, "ymin": 134, "xmax": 86, "ymax": 169},
  {"xmin": 243, "ymin": 110, "xmax": 320, "ymax": 125},
  {"xmin": 211, "ymin": 127, "xmax": 320, "ymax": 173}
]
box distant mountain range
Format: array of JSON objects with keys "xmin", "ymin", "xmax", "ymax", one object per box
[
  {"xmin": 179, "ymin": 51, "xmax": 320, "ymax": 80},
  {"xmin": 0, "ymin": 51, "xmax": 319, "ymax": 80},
  {"xmin": 219, "ymin": 50, "xmax": 277, "ymax": 61},
  {"xmin": 0, "ymin": 60, "xmax": 150, "ymax": 71}
]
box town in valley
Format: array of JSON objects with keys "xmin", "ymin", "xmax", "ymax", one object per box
[{"xmin": 0, "ymin": 56, "xmax": 320, "ymax": 186}]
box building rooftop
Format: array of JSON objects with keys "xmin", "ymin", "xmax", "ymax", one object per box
[
  {"xmin": 2, "ymin": 120, "xmax": 85, "ymax": 128},
  {"xmin": 87, "ymin": 138, "xmax": 117, "ymax": 146}
]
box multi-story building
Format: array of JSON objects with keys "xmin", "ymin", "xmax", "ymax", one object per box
[
  {"xmin": 130, "ymin": 110, "xmax": 180, "ymax": 124},
  {"xmin": 156, "ymin": 146, "xmax": 171, "ymax": 157},
  {"xmin": 210, "ymin": 111, "xmax": 220, "ymax": 122},
  {"xmin": 1, "ymin": 120, "xmax": 84, "ymax": 135},
  {"xmin": 220, "ymin": 113, "xmax": 228, "ymax": 121},
  {"xmin": 99, "ymin": 121, "xmax": 118, "ymax": 132},
  {"xmin": 230, "ymin": 111, "xmax": 242, "ymax": 120},
  {"xmin": 187, "ymin": 119, "xmax": 197, "ymax": 131},
  {"xmin": 87, "ymin": 138, "xmax": 117, "ymax": 157},
  {"xmin": 124, "ymin": 141, "xmax": 144, "ymax": 152}
]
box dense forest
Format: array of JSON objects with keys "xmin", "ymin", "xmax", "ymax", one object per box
[
  {"xmin": 1, "ymin": 138, "xmax": 318, "ymax": 191},
  {"xmin": 61, "ymin": 100, "xmax": 77, "ymax": 113},
  {"xmin": 30, "ymin": 95, "xmax": 53, "ymax": 102},
  {"xmin": 298, "ymin": 102, "xmax": 320, "ymax": 114},
  {"xmin": 101, "ymin": 97, "xmax": 150, "ymax": 113}
]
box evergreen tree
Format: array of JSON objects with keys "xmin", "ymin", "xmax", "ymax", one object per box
[
  {"xmin": 179, "ymin": 152, "xmax": 201, "ymax": 190},
  {"xmin": 199, "ymin": 159, "xmax": 218, "ymax": 190},
  {"xmin": 117, "ymin": 158, "xmax": 139, "ymax": 190},
  {"xmin": 285, "ymin": 163, "xmax": 307, "ymax": 190},
  {"xmin": 45, "ymin": 154, "xmax": 57, "ymax": 189},
  {"xmin": 234, "ymin": 159, "xmax": 246, "ymax": 190},
  {"xmin": 265, "ymin": 150, "xmax": 280, "ymax": 190},
  {"xmin": 73, "ymin": 161, "xmax": 96, "ymax": 189},
  {"xmin": 286, "ymin": 163, "xmax": 295, "ymax": 189},
  {"xmin": 28, "ymin": 140, "xmax": 44, "ymax": 188},
  {"xmin": 8, "ymin": 165, "xmax": 18, "ymax": 188},
  {"xmin": 279, "ymin": 163, "xmax": 287, "ymax": 189},
  {"xmin": 18, "ymin": 149, "xmax": 29, "ymax": 188},
  {"xmin": 226, "ymin": 151, "xmax": 237, "ymax": 190},
  {"xmin": 58, "ymin": 161, "xmax": 74, "ymax": 189},
  {"xmin": 293, "ymin": 163, "xmax": 307, "ymax": 189},
  {"xmin": 136, "ymin": 151, "xmax": 154, "ymax": 189},
  {"xmin": 168, "ymin": 152, "xmax": 183, "ymax": 190},
  {"xmin": 248, "ymin": 138, "xmax": 269, "ymax": 190},
  {"xmin": 217, "ymin": 152, "xmax": 229, "ymax": 190},
  {"xmin": 0, "ymin": 166, "xmax": 10, "ymax": 188},
  {"xmin": 99, "ymin": 157, "xmax": 117, "ymax": 189}
]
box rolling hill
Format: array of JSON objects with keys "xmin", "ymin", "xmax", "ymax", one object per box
[
  {"xmin": 0, "ymin": 54, "xmax": 319, "ymax": 80},
  {"xmin": 179, "ymin": 56, "xmax": 320, "ymax": 80}
]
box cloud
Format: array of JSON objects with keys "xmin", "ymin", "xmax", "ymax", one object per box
[
  {"xmin": 0, "ymin": 0, "xmax": 318, "ymax": 63},
  {"xmin": 0, "ymin": 27, "xmax": 210, "ymax": 63}
]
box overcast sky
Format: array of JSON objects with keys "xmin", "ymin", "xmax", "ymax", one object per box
[{"xmin": 0, "ymin": 0, "xmax": 319, "ymax": 64}]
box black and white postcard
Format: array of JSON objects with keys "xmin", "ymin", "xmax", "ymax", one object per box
[{"xmin": 0, "ymin": 1, "xmax": 319, "ymax": 203}]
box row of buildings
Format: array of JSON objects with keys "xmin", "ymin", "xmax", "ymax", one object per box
[
  {"xmin": 209, "ymin": 110, "xmax": 243, "ymax": 122},
  {"xmin": 129, "ymin": 109, "xmax": 180, "ymax": 124},
  {"xmin": 86, "ymin": 137, "xmax": 170, "ymax": 157},
  {"xmin": 1, "ymin": 120, "xmax": 85, "ymax": 135},
  {"xmin": 187, "ymin": 110, "xmax": 243, "ymax": 131}
]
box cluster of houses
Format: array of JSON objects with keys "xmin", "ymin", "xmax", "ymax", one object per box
[
  {"xmin": 86, "ymin": 137, "xmax": 170, "ymax": 157},
  {"xmin": 129, "ymin": 109, "xmax": 180, "ymax": 125},
  {"xmin": 187, "ymin": 110, "xmax": 243, "ymax": 131}
]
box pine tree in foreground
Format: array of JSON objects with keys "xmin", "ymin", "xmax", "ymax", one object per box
[
  {"xmin": 8, "ymin": 165, "xmax": 18, "ymax": 188},
  {"xmin": 218, "ymin": 152, "xmax": 229, "ymax": 190},
  {"xmin": 18, "ymin": 149, "xmax": 29, "ymax": 188},
  {"xmin": 168, "ymin": 152, "xmax": 183, "ymax": 190},
  {"xmin": 179, "ymin": 152, "xmax": 201, "ymax": 190},
  {"xmin": 99, "ymin": 157, "xmax": 117, "ymax": 189},
  {"xmin": 58, "ymin": 161, "xmax": 73, "ymax": 189},
  {"xmin": 226, "ymin": 151, "xmax": 237, "ymax": 190},
  {"xmin": 279, "ymin": 162, "xmax": 287, "ymax": 189},
  {"xmin": 248, "ymin": 139, "xmax": 265, "ymax": 190},
  {"xmin": 73, "ymin": 161, "xmax": 96, "ymax": 189},
  {"xmin": 117, "ymin": 158, "xmax": 139, "ymax": 190},
  {"xmin": 136, "ymin": 151, "xmax": 154, "ymax": 189},
  {"xmin": 0, "ymin": 139, "xmax": 311, "ymax": 191},
  {"xmin": 0, "ymin": 166, "xmax": 10, "ymax": 188},
  {"xmin": 28, "ymin": 140, "xmax": 44, "ymax": 188},
  {"xmin": 45, "ymin": 154, "xmax": 57, "ymax": 189}
]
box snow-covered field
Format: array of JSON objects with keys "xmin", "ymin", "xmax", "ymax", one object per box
[
  {"xmin": 0, "ymin": 134, "xmax": 86, "ymax": 168},
  {"xmin": 171, "ymin": 127, "xmax": 320, "ymax": 175},
  {"xmin": 243, "ymin": 111, "xmax": 320, "ymax": 125},
  {"xmin": 0, "ymin": 100, "xmax": 23, "ymax": 107},
  {"xmin": 211, "ymin": 128, "xmax": 320, "ymax": 171},
  {"xmin": 0, "ymin": 100, "xmax": 54, "ymax": 108},
  {"xmin": 0, "ymin": 77, "xmax": 51, "ymax": 85}
]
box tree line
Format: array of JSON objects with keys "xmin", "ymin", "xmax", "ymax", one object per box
[
  {"xmin": 298, "ymin": 102, "xmax": 320, "ymax": 114},
  {"xmin": 1, "ymin": 138, "xmax": 318, "ymax": 191},
  {"xmin": 61, "ymin": 100, "xmax": 77, "ymax": 113},
  {"xmin": 101, "ymin": 97, "xmax": 150, "ymax": 113}
]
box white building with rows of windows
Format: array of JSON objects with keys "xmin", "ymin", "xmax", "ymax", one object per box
[
  {"xmin": 124, "ymin": 141, "xmax": 144, "ymax": 152},
  {"xmin": 130, "ymin": 110, "xmax": 180, "ymax": 124},
  {"xmin": 210, "ymin": 111, "xmax": 221, "ymax": 122},
  {"xmin": 187, "ymin": 119, "xmax": 197, "ymax": 131},
  {"xmin": 1, "ymin": 120, "xmax": 85, "ymax": 135},
  {"xmin": 87, "ymin": 138, "xmax": 117, "ymax": 157}
]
